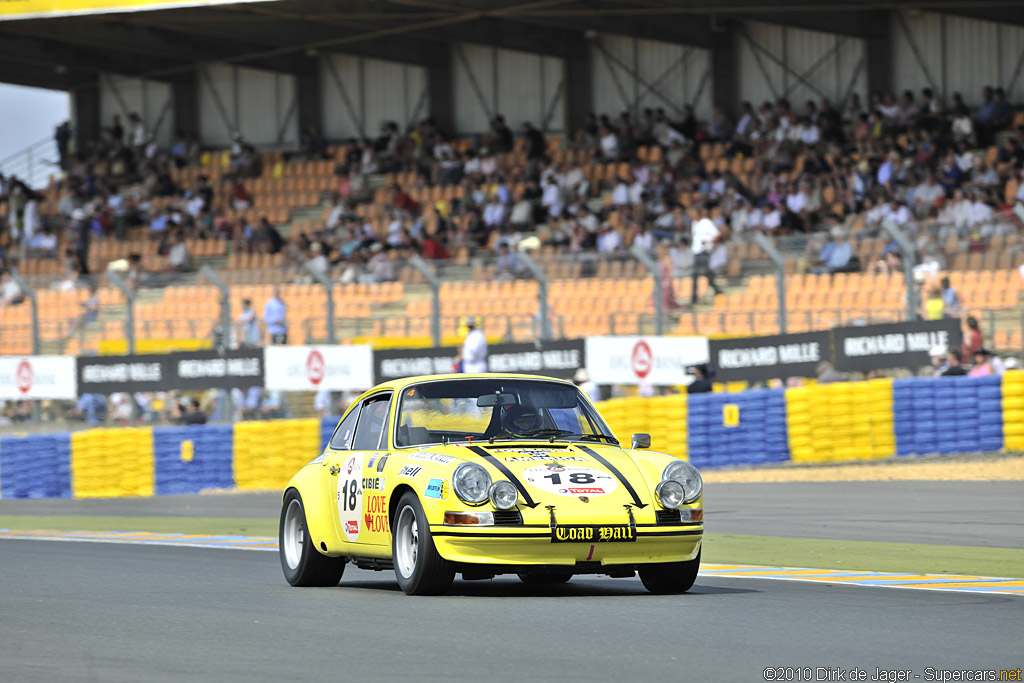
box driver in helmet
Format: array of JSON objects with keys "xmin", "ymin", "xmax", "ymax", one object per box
[{"xmin": 499, "ymin": 404, "xmax": 543, "ymax": 437}]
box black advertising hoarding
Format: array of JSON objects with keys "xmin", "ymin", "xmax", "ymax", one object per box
[
  {"xmin": 374, "ymin": 339, "xmax": 586, "ymax": 383},
  {"xmin": 77, "ymin": 349, "xmax": 264, "ymax": 394},
  {"xmin": 832, "ymin": 318, "xmax": 962, "ymax": 372},
  {"xmin": 171, "ymin": 349, "xmax": 263, "ymax": 390},
  {"xmin": 709, "ymin": 331, "xmax": 830, "ymax": 382},
  {"xmin": 77, "ymin": 354, "xmax": 167, "ymax": 394}
]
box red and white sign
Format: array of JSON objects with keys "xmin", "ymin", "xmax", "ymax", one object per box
[
  {"xmin": 585, "ymin": 336, "xmax": 709, "ymax": 386},
  {"xmin": 337, "ymin": 453, "xmax": 364, "ymax": 542},
  {"xmin": 0, "ymin": 356, "xmax": 77, "ymax": 400},
  {"xmin": 264, "ymin": 345, "xmax": 373, "ymax": 391}
]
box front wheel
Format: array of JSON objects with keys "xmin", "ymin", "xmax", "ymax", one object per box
[
  {"xmin": 639, "ymin": 549, "xmax": 700, "ymax": 594},
  {"xmin": 392, "ymin": 491, "xmax": 455, "ymax": 595},
  {"xmin": 279, "ymin": 489, "xmax": 345, "ymax": 587}
]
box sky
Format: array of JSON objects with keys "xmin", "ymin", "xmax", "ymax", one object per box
[{"xmin": 0, "ymin": 83, "xmax": 70, "ymax": 164}]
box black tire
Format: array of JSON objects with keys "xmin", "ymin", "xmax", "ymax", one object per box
[
  {"xmin": 517, "ymin": 572, "xmax": 573, "ymax": 585},
  {"xmin": 639, "ymin": 548, "xmax": 700, "ymax": 594},
  {"xmin": 279, "ymin": 489, "xmax": 345, "ymax": 587},
  {"xmin": 392, "ymin": 491, "xmax": 455, "ymax": 595}
]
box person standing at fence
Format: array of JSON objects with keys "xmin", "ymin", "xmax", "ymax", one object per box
[
  {"xmin": 459, "ymin": 317, "xmax": 488, "ymax": 373},
  {"xmin": 689, "ymin": 203, "xmax": 724, "ymax": 304},
  {"xmin": 238, "ymin": 298, "xmax": 261, "ymax": 347},
  {"xmin": 263, "ymin": 287, "xmax": 288, "ymax": 345}
]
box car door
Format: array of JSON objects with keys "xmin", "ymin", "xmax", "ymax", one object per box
[{"xmin": 328, "ymin": 392, "xmax": 392, "ymax": 549}]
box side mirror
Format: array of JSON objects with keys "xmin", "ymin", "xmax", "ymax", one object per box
[{"xmin": 631, "ymin": 433, "xmax": 651, "ymax": 449}]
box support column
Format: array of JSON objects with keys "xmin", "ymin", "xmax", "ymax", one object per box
[
  {"xmin": 865, "ymin": 10, "xmax": 893, "ymax": 99},
  {"xmin": 564, "ymin": 36, "xmax": 592, "ymax": 137},
  {"xmin": 427, "ymin": 45, "xmax": 455, "ymax": 136},
  {"xmin": 171, "ymin": 70, "xmax": 200, "ymax": 140},
  {"xmin": 71, "ymin": 79, "xmax": 101, "ymax": 154},
  {"xmin": 710, "ymin": 19, "xmax": 739, "ymax": 118},
  {"xmin": 296, "ymin": 55, "xmax": 322, "ymax": 135}
]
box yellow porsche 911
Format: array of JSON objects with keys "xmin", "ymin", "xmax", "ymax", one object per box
[{"xmin": 279, "ymin": 374, "xmax": 703, "ymax": 595}]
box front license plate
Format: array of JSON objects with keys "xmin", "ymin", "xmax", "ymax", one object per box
[{"xmin": 551, "ymin": 525, "xmax": 636, "ymax": 543}]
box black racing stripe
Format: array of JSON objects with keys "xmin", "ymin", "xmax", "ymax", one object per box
[
  {"xmin": 466, "ymin": 445, "xmax": 538, "ymax": 508},
  {"xmin": 575, "ymin": 444, "xmax": 648, "ymax": 509},
  {"xmin": 637, "ymin": 529, "xmax": 703, "ymax": 537}
]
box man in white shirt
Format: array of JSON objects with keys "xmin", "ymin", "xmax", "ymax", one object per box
[
  {"xmin": 597, "ymin": 225, "xmax": 623, "ymax": 254},
  {"xmin": 460, "ymin": 318, "xmax": 488, "ymax": 373},
  {"xmin": 483, "ymin": 196, "xmax": 506, "ymax": 228},
  {"xmin": 689, "ymin": 204, "xmax": 724, "ymax": 303}
]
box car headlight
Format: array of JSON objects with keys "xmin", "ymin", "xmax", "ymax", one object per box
[
  {"xmin": 453, "ymin": 462, "xmax": 492, "ymax": 504},
  {"xmin": 489, "ymin": 481, "xmax": 519, "ymax": 510},
  {"xmin": 655, "ymin": 480, "xmax": 685, "ymax": 509},
  {"xmin": 662, "ymin": 460, "xmax": 702, "ymax": 503}
]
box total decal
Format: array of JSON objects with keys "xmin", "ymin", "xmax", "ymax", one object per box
[
  {"xmin": 424, "ymin": 478, "xmax": 450, "ymax": 500},
  {"xmin": 337, "ymin": 454, "xmax": 363, "ymax": 542},
  {"xmin": 584, "ymin": 336, "xmax": 709, "ymax": 386},
  {"xmin": 520, "ymin": 464, "xmax": 619, "ymax": 497},
  {"xmin": 364, "ymin": 495, "xmax": 390, "ymax": 534}
]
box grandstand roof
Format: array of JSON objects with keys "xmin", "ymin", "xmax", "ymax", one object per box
[{"xmin": 2, "ymin": 0, "xmax": 1023, "ymax": 92}]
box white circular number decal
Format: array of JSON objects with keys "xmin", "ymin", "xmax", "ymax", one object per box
[
  {"xmin": 521, "ymin": 464, "xmax": 618, "ymax": 497},
  {"xmin": 337, "ymin": 453, "xmax": 363, "ymax": 541}
]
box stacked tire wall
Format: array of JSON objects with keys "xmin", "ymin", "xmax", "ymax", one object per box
[{"xmin": 1, "ymin": 372, "xmax": 1021, "ymax": 499}]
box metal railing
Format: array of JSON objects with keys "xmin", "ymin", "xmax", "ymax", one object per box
[{"xmin": 0, "ymin": 135, "xmax": 61, "ymax": 190}]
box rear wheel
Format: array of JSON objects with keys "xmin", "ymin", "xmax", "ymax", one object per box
[
  {"xmin": 392, "ymin": 491, "xmax": 455, "ymax": 595},
  {"xmin": 279, "ymin": 489, "xmax": 345, "ymax": 587},
  {"xmin": 517, "ymin": 572, "xmax": 572, "ymax": 585},
  {"xmin": 639, "ymin": 549, "xmax": 700, "ymax": 594}
]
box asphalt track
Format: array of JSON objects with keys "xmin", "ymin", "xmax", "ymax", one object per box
[
  {"xmin": 0, "ymin": 538, "xmax": 1019, "ymax": 683},
  {"xmin": 2, "ymin": 481, "xmax": 1021, "ymax": 681},
  {"xmin": 2, "ymin": 481, "xmax": 1022, "ymax": 547}
]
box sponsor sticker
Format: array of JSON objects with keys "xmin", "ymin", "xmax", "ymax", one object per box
[
  {"xmin": 409, "ymin": 452, "xmax": 460, "ymax": 465},
  {"xmin": 424, "ymin": 478, "xmax": 450, "ymax": 500},
  {"xmin": 362, "ymin": 475, "xmax": 384, "ymax": 491},
  {"xmin": 376, "ymin": 455, "xmax": 388, "ymax": 473},
  {"xmin": 551, "ymin": 525, "xmax": 636, "ymax": 543},
  {"xmin": 503, "ymin": 454, "xmax": 586, "ymax": 462},
  {"xmin": 398, "ymin": 465, "xmax": 423, "ymax": 479},
  {"xmin": 521, "ymin": 464, "xmax": 618, "ymax": 498},
  {"xmin": 364, "ymin": 494, "xmax": 390, "ymax": 533},
  {"xmin": 337, "ymin": 453, "xmax": 363, "ymax": 542},
  {"xmin": 309, "ymin": 454, "xmax": 326, "ymax": 465}
]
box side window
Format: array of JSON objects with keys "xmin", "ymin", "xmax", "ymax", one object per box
[
  {"xmin": 329, "ymin": 407, "xmax": 360, "ymax": 450},
  {"xmin": 352, "ymin": 394, "xmax": 392, "ymax": 451}
]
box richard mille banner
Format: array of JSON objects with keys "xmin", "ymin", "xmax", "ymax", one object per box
[
  {"xmin": 373, "ymin": 340, "xmax": 585, "ymax": 383},
  {"xmin": 831, "ymin": 319, "xmax": 962, "ymax": 372},
  {"xmin": 709, "ymin": 331, "xmax": 830, "ymax": 382}
]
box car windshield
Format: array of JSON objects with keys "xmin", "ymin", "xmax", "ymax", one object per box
[{"xmin": 395, "ymin": 378, "xmax": 614, "ymax": 447}]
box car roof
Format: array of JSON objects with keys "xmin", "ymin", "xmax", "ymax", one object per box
[{"xmin": 369, "ymin": 373, "xmax": 576, "ymax": 394}]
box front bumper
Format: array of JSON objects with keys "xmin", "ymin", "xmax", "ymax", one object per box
[{"xmin": 430, "ymin": 524, "xmax": 702, "ymax": 566}]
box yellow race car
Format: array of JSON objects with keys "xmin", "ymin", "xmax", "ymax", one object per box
[{"xmin": 279, "ymin": 373, "xmax": 703, "ymax": 595}]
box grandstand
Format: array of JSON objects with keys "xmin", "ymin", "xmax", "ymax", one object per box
[{"xmin": 2, "ymin": 0, "xmax": 1024, "ymax": 423}]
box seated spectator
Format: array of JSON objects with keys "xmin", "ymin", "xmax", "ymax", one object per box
[
  {"xmin": 483, "ymin": 194, "xmax": 506, "ymax": 229},
  {"xmin": 942, "ymin": 349, "xmax": 969, "ymax": 376},
  {"xmin": 812, "ymin": 230, "xmax": 854, "ymax": 274},
  {"xmin": 304, "ymin": 242, "xmax": 330, "ymax": 279},
  {"xmin": 360, "ymin": 243, "xmax": 397, "ymax": 282},
  {"xmin": 494, "ymin": 243, "xmax": 524, "ymax": 280},
  {"xmin": 969, "ymin": 349, "xmax": 995, "ymax": 377},
  {"xmin": 167, "ymin": 234, "xmax": 193, "ymax": 272},
  {"xmin": 181, "ymin": 398, "xmax": 208, "ymax": 425},
  {"xmin": 28, "ymin": 226, "xmax": 58, "ymax": 259},
  {"xmin": 231, "ymin": 179, "xmax": 252, "ymax": 210},
  {"xmin": 686, "ymin": 366, "xmax": 712, "ymax": 394},
  {"xmin": 0, "ymin": 271, "xmax": 23, "ymax": 307}
]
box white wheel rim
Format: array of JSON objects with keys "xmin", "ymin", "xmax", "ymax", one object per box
[
  {"xmin": 283, "ymin": 499, "xmax": 304, "ymax": 570},
  {"xmin": 395, "ymin": 506, "xmax": 419, "ymax": 579}
]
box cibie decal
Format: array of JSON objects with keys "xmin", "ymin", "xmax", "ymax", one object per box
[
  {"xmin": 424, "ymin": 478, "xmax": 450, "ymax": 500},
  {"xmin": 409, "ymin": 452, "xmax": 460, "ymax": 465},
  {"xmin": 337, "ymin": 454, "xmax": 363, "ymax": 541},
  {"xmin": 504, "ymin": 454, "xmax": 586, "ymax": 462},
  {"xmin": 398, "ymin": 465, "xmax": 423, "ymax": 479},
  {"xmin": 521, "ymin": 464, "xmax": 618, "ymax": 497}
]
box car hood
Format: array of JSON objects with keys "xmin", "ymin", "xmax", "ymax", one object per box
[{"xmin": 459, "ymin": 441, "xmax": 662, "ymax": 524}]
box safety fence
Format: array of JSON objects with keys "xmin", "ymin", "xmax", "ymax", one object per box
[{"xmin": 0, "ymin": 372, "xmax": 1020, "ymax": 499}]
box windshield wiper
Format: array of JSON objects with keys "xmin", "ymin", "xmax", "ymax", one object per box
[
  {"xmin": 553, "ymin": 433, "xmax": 621, "ymax": 445},
  {"xmin": 488, "ymin": 429, "xmax": 574, "ymax": 444}
]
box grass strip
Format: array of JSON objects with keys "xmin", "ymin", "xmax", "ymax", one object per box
[{"xmin": 2, "ymin": 516, "xmax": 1021, "ymax": 579}]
